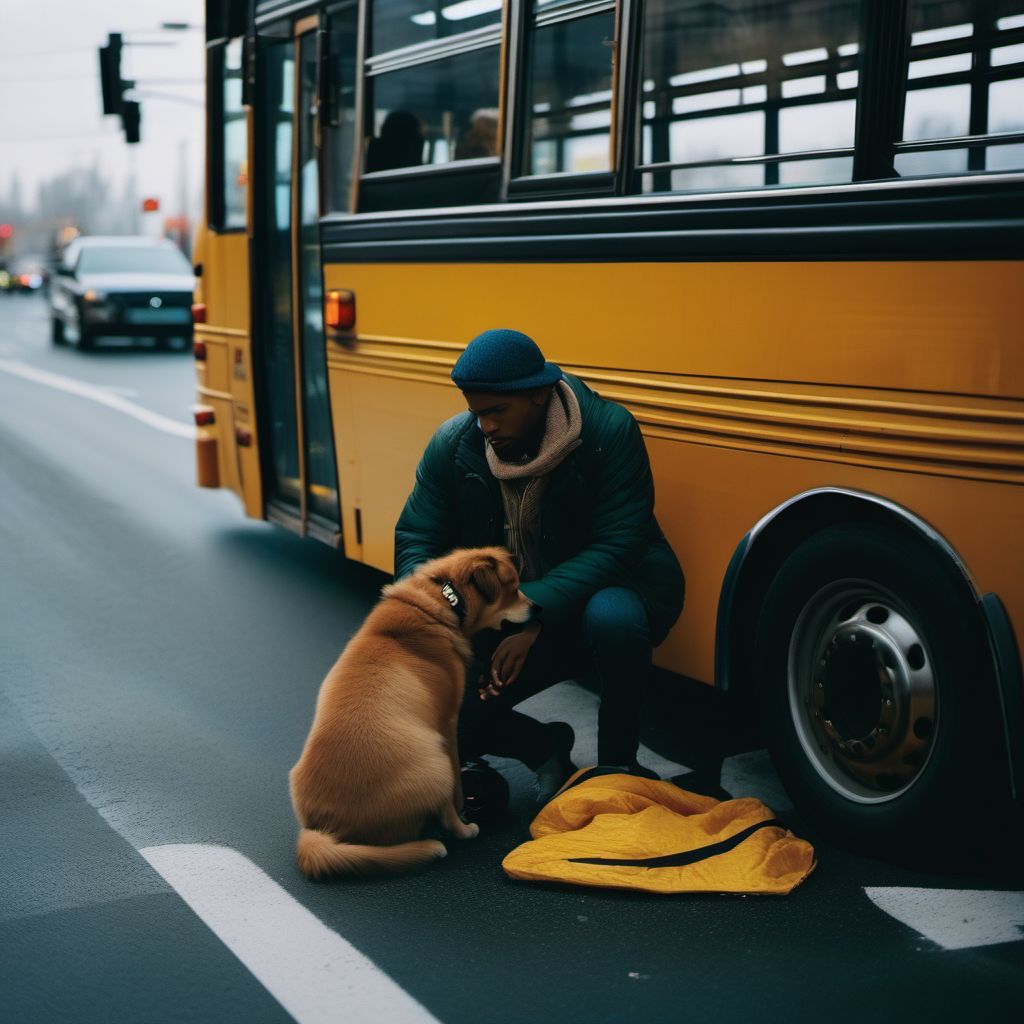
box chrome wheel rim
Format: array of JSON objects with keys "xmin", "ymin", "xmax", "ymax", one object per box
[{"xmin": 787, "ymin": 580, "xmax": 938, "ymax": 803}]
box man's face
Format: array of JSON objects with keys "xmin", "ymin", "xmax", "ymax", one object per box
[{"xmin": 464, "ymin": 388, "xmax": 551, "ymax": 461}]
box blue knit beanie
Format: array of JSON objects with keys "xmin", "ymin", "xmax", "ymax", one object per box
[{"xmin": 451, "ymin": 328, "xmax": 563, "ymax": 393}]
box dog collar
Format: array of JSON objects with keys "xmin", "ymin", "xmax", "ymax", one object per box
[{"xmin": 440, "ymin": 580, "xmax": 466, "ymax": 621}]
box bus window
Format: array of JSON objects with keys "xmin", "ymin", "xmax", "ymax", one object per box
[
  {"xmin": 212, "ymin": 37, "xmax": 247, "ymax": 230},
  {"xmin": 363, "ymin": 1, "xmax": 501, "ymax": 175},
  {"xmin": 518, "ymin": 4, "xmax": 616, "ymax": 177},
  {"xmin": 896, "ymin": 0, "xmax": 1024, "ymax": 177},
  {"xmin": 372, "ymin": 0, "xmax": 502, "ymax": 50},
  {"xmin": 323, "ymin": 3, "xmax": 360, "ymax": 213},
  {"xmin": 638, "ymin": 0, "xmax": 862, "ymax": 194}
]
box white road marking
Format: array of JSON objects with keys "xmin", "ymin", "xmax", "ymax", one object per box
[
  {"xmin": 519, "ymin": 680, "xmax": 693, "ymax": 780},
  {"xmin": 0, "ymin": 357, "xmax": 193, "ymax": 439},
  {"xmin": 141, "ymin": 843, "xmax": 442, "ymax": 1024},
  {"xmin": 865, "ymin": 887, "xmax": 1024, "ymax": 950},
  {"xmin": 720, "ymin": 749, "xmax": 793, "ymax": 810}
]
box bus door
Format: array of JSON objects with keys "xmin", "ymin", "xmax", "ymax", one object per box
[{"xmin": 255, "ymin": 17, "xmax": 340, "ymax": 543}]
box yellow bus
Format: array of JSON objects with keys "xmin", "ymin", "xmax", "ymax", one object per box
[{"xmin": 193, "ymin": 0, "xmax": 1024, "ymax": 853}]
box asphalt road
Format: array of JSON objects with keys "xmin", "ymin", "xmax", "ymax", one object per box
[{"xmin": 2, "ymin": 292, "xmax": 1023, "ymax": 1024}]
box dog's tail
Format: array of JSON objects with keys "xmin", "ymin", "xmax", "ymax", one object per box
[{"xmin": 296, "ymin": 828, "xmax": 447, "ymax": 879}]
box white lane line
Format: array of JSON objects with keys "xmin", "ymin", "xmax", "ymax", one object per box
[
  {"xmin": 0, "ymin": 357, "xmax": 193, "ymax": 439},
  {"xmin": 865, "ymin": 887, "xmax": 1024, "ymax": 950},
  {"xmin": 519, "ymin": 680, "xmax": 693, "ymax": 780},
  {"xmin": 720, "ymin": 749, "xmax": 793, "ymax": 810},
  {"xmin": 141, "ymin": 844, "xmax": 442, "ymax": 1024}
]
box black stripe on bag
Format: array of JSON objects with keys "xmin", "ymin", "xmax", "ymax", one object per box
[{"xmin": 567, "ymin": 819, "xmax": 782, "ymax": 868}]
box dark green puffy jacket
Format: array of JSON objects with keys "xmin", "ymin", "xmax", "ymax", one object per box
[{"xmin": 394, "ymin": 374, "xmax": 685, "ymax": 645}]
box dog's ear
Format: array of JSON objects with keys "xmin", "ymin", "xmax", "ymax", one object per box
[{"xmin": 468, "ymin": 556, "xmax": 501, "ymax": 603}]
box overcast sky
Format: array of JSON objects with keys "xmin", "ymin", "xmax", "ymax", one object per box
[{"xmin": 1, "ymin": 0, "xmax": 206, "ymax": 219}]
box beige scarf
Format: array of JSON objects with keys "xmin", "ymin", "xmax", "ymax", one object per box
[
  {"xmin": 485, "ymin": 381, "xmax": 583, "ymax": 481},
  {"xmin": 487, "ymin": 382, "xmax": 582, "ymax": 580}
]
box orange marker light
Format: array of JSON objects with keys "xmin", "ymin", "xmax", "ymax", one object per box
[{"xmin": 325, "ymin": 289, "xmax": 355, "ymax": 331}]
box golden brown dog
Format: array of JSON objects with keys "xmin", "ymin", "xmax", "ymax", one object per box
[{"xmin": 289, "ymin": 546, "xmax": 533, "ymax": 878}]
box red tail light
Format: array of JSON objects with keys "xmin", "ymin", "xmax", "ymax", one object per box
[
  {"xmin": 191, "ymin": 302, "xmax": 207, "ymax": 324},
  {"xmin": 193, "ymin": 406, "xmax": 215, "ymax": 426},
  {"xmin": 325, "ymin": 289, "xmax": 355, "ymax": 331},
  {"xmin": 193, "ymin": 339, "xmax": 207, "ymax": 361},
  {"xmin": 236, "ymin": 426, "xmax": 252, "ymax": 447}
]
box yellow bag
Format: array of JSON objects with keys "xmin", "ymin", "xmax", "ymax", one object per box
[{"xmin": 502, "ymin": 768, "xmax": 815, "ymax": 895}]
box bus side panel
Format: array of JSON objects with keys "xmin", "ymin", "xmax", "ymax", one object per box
[
  {"xmin": 322, "ymin": 259, "xmax": 1024, "ymax": 683},
  {"xmin": 647, "ymin": 437, "xmax": 1024, "ymax": 682},
  {"xmin": 195, "ymin": 229, "xmax": 261, "ymax": 518},
  {"xmin": 326, "ymin": 346, "xmax": 465, "ymax": 570},
  {"xmin": 324, "ymin": 261, "xmax": 1023, "ymax": 400}
]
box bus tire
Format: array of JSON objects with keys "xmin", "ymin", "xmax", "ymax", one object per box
[
  {"xmin": 753, "ymin": 522, "xmax": 1001, "ymax": 860},
  {"xmin": 51, "ymin": 316, "xmax": 66, "ymax": 345}
]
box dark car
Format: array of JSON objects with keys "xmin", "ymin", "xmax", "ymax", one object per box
[{"xmin": 49, "ymin": 236, "xmax": 195, "ymax": 351}]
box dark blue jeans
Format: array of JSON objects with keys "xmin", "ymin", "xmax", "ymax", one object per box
[{"xmin": 458, "ymin": 587, "xmax": 652, "ymax": 770}]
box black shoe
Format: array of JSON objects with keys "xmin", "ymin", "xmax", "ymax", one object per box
[
  {"xmin": 461, "ymin": 759, "xmax": 510, "ymax": 824},
  {"xmin": 535, "ymin": 722, "xmax": 577, "ymax": 805}
]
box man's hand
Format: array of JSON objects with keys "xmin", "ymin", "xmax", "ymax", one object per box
[{"xmin": 480, "ymin": 622, "xmax": 542, "ymax": 700}]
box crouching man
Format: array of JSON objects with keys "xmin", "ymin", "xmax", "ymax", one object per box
[{"xmin": 394, "ymin": 328, "xmax": 685, "ymax": 803}]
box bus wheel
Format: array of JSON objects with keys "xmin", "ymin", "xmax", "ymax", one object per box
[
  {"xmin": 754, "ymin": 523, "xmax": 999, "ymax": 857},
  {"xmin": 51, "ymin": 316, "xmax": 66, "ymax": 345}
]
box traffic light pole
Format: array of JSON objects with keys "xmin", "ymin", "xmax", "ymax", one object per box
[
  {"xmin": 98, "ymin": 26, "xmax": 195, "ymax": 145},
  {"xmin": 98, "ymin": 32, "xmax": 140, "ymax": 143}
]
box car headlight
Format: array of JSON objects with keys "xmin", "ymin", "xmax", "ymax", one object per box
[{"xmin": 83, "ymin": 289, "xmax": 107, "ymax": 303}]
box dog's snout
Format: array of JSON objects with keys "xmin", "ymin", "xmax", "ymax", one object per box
[{"xmin": 498, "ymin": 590, "xmax": 538, "ymax": 626}]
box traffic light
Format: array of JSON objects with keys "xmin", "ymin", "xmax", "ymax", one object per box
[
  {"xmin": 122, "ymin": 101, "xmax": 141, "ymax": 144},
  {"xmin": 98, "ymin": 32, "xmax": 141, "ymax": 144},
  {"xmin": 98, "ymin": 33, "xmax": 124, "ymax": 115}
]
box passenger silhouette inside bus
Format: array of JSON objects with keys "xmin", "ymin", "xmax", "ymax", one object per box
[{"xmin": 366, "ymin": 110, "xmax": 424, "ymax": 172}]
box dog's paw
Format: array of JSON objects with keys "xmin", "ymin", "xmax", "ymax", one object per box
[{"xmin": 458, "ymin": 821, "xmax": 480, "ymax": 840}]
